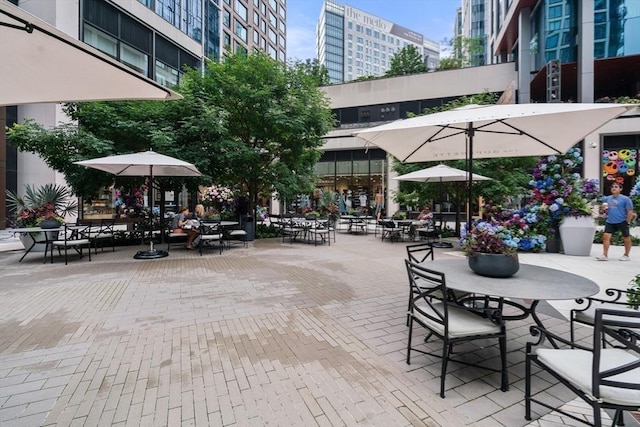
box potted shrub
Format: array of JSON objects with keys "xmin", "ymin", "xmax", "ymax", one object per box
[
  {"xmin": 6, "ymin": 183, "xmax": 77, "ymax": 251},
  {"xmin": 460, "ymin": 220, "xmax": 520, "ymax": 278}
]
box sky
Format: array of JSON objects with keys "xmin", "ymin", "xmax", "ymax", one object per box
[{"xmin": 286, "ymin": 0, "xmax": 462, "ymax": 61}]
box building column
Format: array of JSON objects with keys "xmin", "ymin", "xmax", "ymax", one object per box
[
  {"xmin": 577, "ymin": 1, "xmax": 594, "ymax": 103},
  {"xmin": 0, "ymin": 107, "xmax": 5, "ymax": 229},
  {"xmin": 517, "ymin": 7, "xmax": 532, "ymax": 103}
]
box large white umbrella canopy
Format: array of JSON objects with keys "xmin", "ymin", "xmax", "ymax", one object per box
[
  {"xmin": 75, "ymin": 151, "xmax": 201, "ymax": 260},
  {"xmin": 353, "ymin": 103, "xmax": 636, "ymax": 163},
  {"xmin": 75, "ymin": 151, "xmax": 202, "ymax": 177},
  {"xmin": 354, "ymin": 103, "xmax": 636, "ymax": 226},
  {"xmin": 393, "ymin": 164, "xmax": 491, "ymax": 183},
  {"xmin": 0, "ymin": 1, "xmax": 182, "ymax": 106}
]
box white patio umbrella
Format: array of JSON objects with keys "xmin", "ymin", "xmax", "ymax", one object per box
[
  {"xmin": 393, "ymin": 164, "xmax": 491, "ymax": 183},
  {"xmin": 75, "ymin": 151, "xmax": 202, "ymax": 259},
  {"xmin": 394, "ymin": 164, "xmax": 492, "ymax": 247},
  {"xmin": 354, "ymin": 103, "xmax": 636, "ymax": 228},
  {"xmin": 0, "ymin": 1, "xmax": 182, "ymax": 106}
]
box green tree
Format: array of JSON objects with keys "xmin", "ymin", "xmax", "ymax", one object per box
[
  {"xmin": 437, "ymin": 36, "xmax": 485, "ymax": 70},
  {"xmin": 385, "ymin": 45, "xmax": 427, "ymax": 77},
  {"xmin": 174, "ymin": 51, "xmax": 335, "ymax": 215},
  {"xmin": 292, "ymin": 58, "xmax": 330, "ymax": 86},
  {"xmin": 8, "ymin": 52, "xmax": 333, "ymax": 220}
]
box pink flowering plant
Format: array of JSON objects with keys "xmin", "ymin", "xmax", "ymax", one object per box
[
  {"xmin": 202, "ymin": 185, "xmax": 236, "ymax": 213},
  {"xmin": 115, "ymin": 186, "xmax": 149, "ymax": 218}
]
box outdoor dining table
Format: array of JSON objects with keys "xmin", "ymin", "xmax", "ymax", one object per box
[
  {"xmin": 9, "ymin": 226, "xmax": 64, "ymax": 262},
  {"xmin": 426, "ymin": 258, "xmax": 600, "ymax": 330}
]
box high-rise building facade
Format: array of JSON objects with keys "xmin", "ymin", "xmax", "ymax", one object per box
[
  {"xmin": 316, "ymin": 0, "xmax": 440, "ymax": 83},
  {"xmin": 219, "ymin": 0, "xmax": 287, "ymax": 61}
]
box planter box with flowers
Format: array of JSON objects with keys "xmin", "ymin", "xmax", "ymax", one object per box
[
  {"xmin": 527, "ymin": 147, "xmax": 600, "ymax": 256},
  {"xmin": 6, "ymin": 183, "xmax": 77, "ymax": 252}
]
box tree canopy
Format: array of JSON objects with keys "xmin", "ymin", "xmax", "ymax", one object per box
[
  {"xmin": 385, "ymin": 45, "xmax": 427, "ymax": 77},
  {"xmin": 7, "ymin": 51, "xmax": 335, "ymax": 216}
]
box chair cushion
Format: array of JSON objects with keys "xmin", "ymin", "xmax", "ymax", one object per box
[
  {"xmin": 229, "ymin": 230, "xmax": 247, "ymax": 236},
  {"xmin": 536, "ymin": 348, "xmax": 640, "ymax": 406},
  {"xmin": 200, "ymin": 234, "xmax": 222, "ymax": 241},
  {"xmin": 575, "ymin": 304, "xmax": 640, "ymax": 336},
  {"xmin": 53, "ymin": 239, "xmax": 90, "ymax": 246},
  {"xmin": 413, "ymin": 302, "xmax": 502, "ymax": 338}
]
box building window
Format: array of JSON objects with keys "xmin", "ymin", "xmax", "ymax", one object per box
[
  {"xmin": 235, "ymin": 1, "xmax": 248, "ymax": 22},
  {"xmin": 84, "ymin": 25, "xmax": 118, "ymax": 58},
  {"xmin": 268, "ymin": 0, "xmax": 276, "ymax": 10},
  {"xmin": 261, "ymin": 19, "xmax": 266, "ymax": 32},
  {"xmin": 224, "ymin": 32, "xmax": 231, "ymax": 48},
  {"xmin": 155, "ymin": 59, "xmax": 179, "ymax": 87},
  {"xmin": 253, "ymin": 11, "xmax": 259, "ymax": 25},
  {"xmin": 268, "ymin": 28, "xmax": 276, "ymax": 43},
  {"xmin": 121, "ymin": 43, "xmax": 148, "ymax": 75},
  {"xmin": 253, "ymin": 29, "xmax": 259, "ymax": 43},
  {"xmin": 235, "ymin": 22, "xmax": 248, "ymax": 42},
  {"xmin": 269, "ymin": 11, "xmax": 277, "ymax": 27},
  {"xmin": 268, "ymin": 45, "xmax": 276, "ymax": 59},
  {"xmin": 223, "ymin": 10, "xmax": 230, "ymax": 27}
]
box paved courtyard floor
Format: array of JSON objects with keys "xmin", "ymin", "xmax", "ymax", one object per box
[{"xmin": 0, "ymin": 230, "xmax": 638, "ymax": 426}]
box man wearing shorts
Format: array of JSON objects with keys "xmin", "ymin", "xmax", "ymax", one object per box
[{"xmin": 596, "ymin": 182, "xmax": 635, "ymax": 261}]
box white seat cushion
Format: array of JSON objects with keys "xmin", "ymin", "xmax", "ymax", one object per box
[
  {"xmin": 575, "ymin": 305, "xmax": 640, "ymax": 336},
  {"xmin": 200, "ymin": 234, "xmax": 223, "ymax": 241},
  {"xmin": 536, "ymin": 348, "xmax": 640, "ymax": 406},
  {"xmin": 53, "ymin": 238, "xmax": 90, "ymax": 246},
  {"xmin": 412, "ymin": 302, "xmax": 502, "ymax": 338}
]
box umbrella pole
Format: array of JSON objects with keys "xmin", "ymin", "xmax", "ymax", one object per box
[
  {"xmin": 466, "ymin": 123, "xmax": 474, "ymax": 233},
  {"xmin": 134, "ymin": 165, "xmax": 169, "ymax": 259},
  {"xmin": 431, "ymin": 177, "xmax": 452, "ymax": 248}
]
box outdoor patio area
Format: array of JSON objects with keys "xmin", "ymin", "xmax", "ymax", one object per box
[{"xmin": 0, "ymin": 231, "xmax": 638, "ymax": 426}]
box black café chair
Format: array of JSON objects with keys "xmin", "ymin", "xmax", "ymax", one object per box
[
  {"xmin": 198, "ymin": 221, "xmax": 224, "ymax": 255},
  {"xmin": 405, "ymin": 260, "xmax": 508, "ymax": 398},
  {"xmin": 570, "ymin": 287, "xmax": 640, "ymax": 345},
  {"xmin": 46, "ymin": 222, "xmax": 93, "ymax": 265},
  {"xmin": 525, "ymin": 308, "xmax": 640, "ymax": 427}
]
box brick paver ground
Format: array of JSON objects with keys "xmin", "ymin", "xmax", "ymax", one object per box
[{"xmin": 0, "ymin": 231, "xmax": 635, "ymax": 426}]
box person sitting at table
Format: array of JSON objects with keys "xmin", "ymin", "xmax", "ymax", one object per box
[
  {"xmin": 171, "ymin": 206, "xmax": 198, "ymax": 249},
  {"xmin": 194, "ymin": 204, "xmax": 205, "ymax": 219},
  {"xmin": 409, "ymin": 205, "xmax": 433, "ymax": 240}
]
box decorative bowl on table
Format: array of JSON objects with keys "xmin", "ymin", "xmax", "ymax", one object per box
[
  {"xmin": 468, "ymin": 253, "xmax": 520, "ymax": 278},
  {"xmin": 39, "ymin": 219, "xmax": 62, "ymax": 229}
]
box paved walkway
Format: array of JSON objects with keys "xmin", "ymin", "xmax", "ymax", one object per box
[{"xmin": 0, "ymin": 229, "xmax": 638, "ymax": 426}]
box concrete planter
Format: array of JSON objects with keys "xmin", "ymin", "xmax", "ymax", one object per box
[{"xmin": 559, "ymin": 216, "xmax": 596, "ymax": 256}]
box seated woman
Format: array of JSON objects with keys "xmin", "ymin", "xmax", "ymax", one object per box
[
  {"xmin": 194, "ymin": 204, "xmax": 205, "ymax": 219},
  {"xmin": 409, "ymin": 205, "xmax": 433, "ymax": 240},
  {"xmin": 171, "ymin": 206, "xmax": 198, "ymax": 249}
]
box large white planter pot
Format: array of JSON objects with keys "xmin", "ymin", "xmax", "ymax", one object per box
[
  {"xmin": 18, "ymin": 232, "xmax": 49, "ymax": 252},
  {"xmin": 559, "ymin": 216, "xmax": 596, "ymax": 256}
]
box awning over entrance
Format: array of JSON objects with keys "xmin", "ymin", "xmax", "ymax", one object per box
[{"xmin": 0, "ymin": 1, "xmax": 182, "ymax": 106}]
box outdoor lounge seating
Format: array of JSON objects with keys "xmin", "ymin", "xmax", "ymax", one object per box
[
  {"xmin": 525, "ymin": 308, "xmax": 640, "ymax": 427},
  {"xmin": 405, "ymin": 260, "xmax": 508, "ymax": 398}
]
